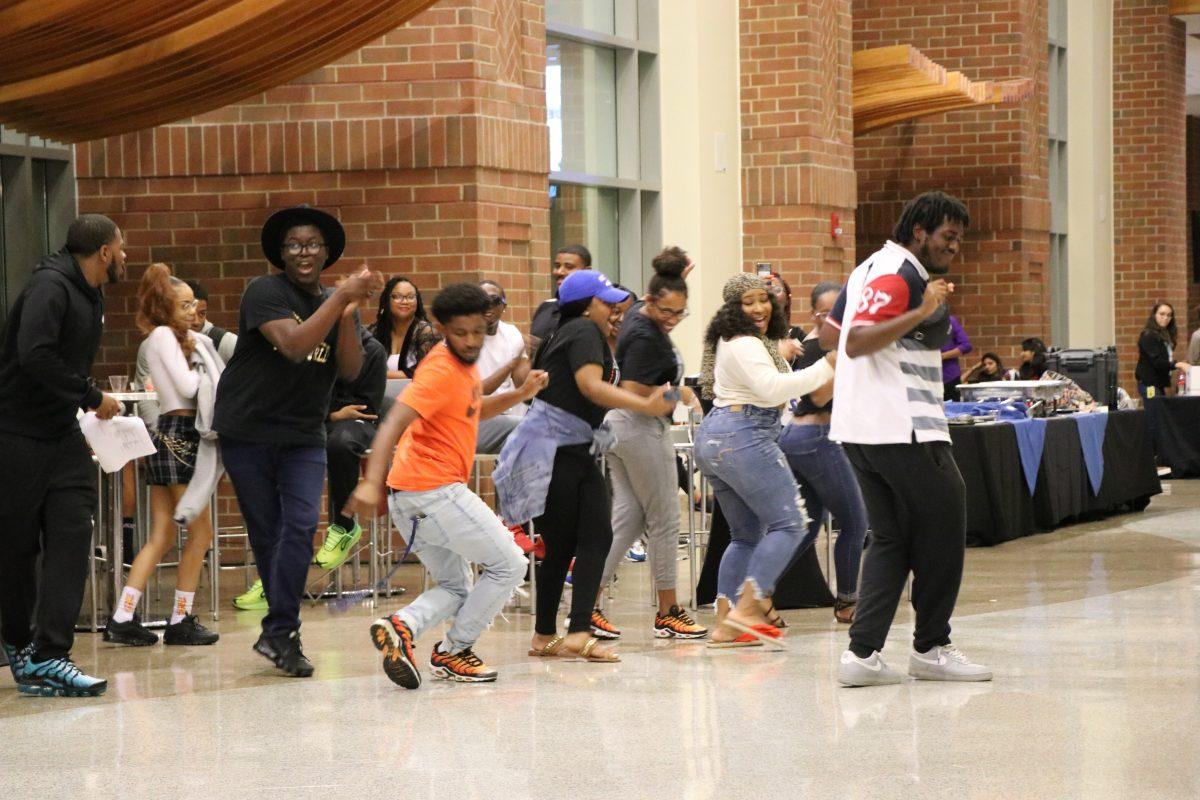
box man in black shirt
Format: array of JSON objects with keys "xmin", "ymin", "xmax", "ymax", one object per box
[
  {"xmin": 215, "ymin": 205, "xmax": 380, "ymax": 677},
  {"xmin": 0, "ymin": 214, "xmax": 126, "ymax": 698},
  {"xmin": 529, "ymin": 244, "xmax": 592, "ymax": 343}
]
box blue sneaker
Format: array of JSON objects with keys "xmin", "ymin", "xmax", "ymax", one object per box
[
  {"xmin": 625, "ymin": 540, "xmax": 647, "ymax": 562},
  {"xmin": 1, "ymin": 640, "xmax": 34, "ymax": 685},
  {"xmin": 19, "ymin": 656, "xmax": 107, "ymax": 697}
]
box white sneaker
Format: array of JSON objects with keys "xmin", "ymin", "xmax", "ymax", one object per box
[
  {"xmin": 838, "ymin": 649, "xmax": 903, "ymax": 687},
  {"xmin": 908, "ymin": 644, "xmax": 992, "ymax": 682}
]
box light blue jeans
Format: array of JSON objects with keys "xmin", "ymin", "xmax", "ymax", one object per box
[
  {"xmin": 388, "ymin": 483, "xmax": 527, "ymax": 655},
  {"xmin": 694, "ymin": 405, "xmax": 810, "ymax": 601}
]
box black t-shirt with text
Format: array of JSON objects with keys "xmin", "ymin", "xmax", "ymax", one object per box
[
  {"xmin": 534, "ymin": 316, "xmax": 616, "ymax": 429},
  {"xmin": 214, "ymin": 273, "xmax": 341, "ymax": 446},
  {"xmin": 616, "ymin": 305, "xmax": 682, "ymax": 387}
]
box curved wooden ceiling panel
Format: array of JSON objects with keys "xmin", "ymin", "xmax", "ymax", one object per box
[
  {"xmin": 853, "ymin": 45, "xmax": 1033, "ymax": 136},
  {"xmin": 0, "ymin": 0, "xmax": 439, "ymax": 142}
]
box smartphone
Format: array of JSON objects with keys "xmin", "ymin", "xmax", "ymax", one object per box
[{"xmin": 755, "ymin": 262, "xmax": 772, "ymax": 278}]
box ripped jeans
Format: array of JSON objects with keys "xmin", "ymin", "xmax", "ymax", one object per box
[{"xmin": 694, "ymin": 405, "xmax": 810, "ymax": 602}]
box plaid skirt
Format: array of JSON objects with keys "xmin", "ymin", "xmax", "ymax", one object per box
[{"xmin": 146, "ymin": 414, "xmax": 199, "ymax": 486}]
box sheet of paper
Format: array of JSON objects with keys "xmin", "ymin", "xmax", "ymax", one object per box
[{"xmin": 80, "ymin": 412, "xmax": 157, "ymax": 473}]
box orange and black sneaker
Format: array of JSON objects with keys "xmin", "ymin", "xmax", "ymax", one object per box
[
  {"xmin": 369, "ymin": 614, "xmax": 420, "ymax": 689},
  {"xmin": 428, "ymin": 642, "xmax": 498, "ymax": 683},
  {"xmin": 589, "ymin": 607, "xmax": 621, "ymax": 639},
  {"xmin": 654, "ymin": 605, "xmax": 708, "ymax": 639}
]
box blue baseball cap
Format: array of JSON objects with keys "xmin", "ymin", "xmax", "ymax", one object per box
[{"xmin": 558, "ymin": 270, "xmax": 630, "ymax": 305}]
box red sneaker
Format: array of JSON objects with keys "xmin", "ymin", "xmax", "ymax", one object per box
[{"xmin": 505, "ymin": 521, "xmax": 534, "ymax": 554}]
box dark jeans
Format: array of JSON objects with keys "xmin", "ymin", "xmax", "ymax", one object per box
[
  {"xmin": 777, "ymin": 423, "xmax": 868, "ymax": 600},
  {"xmin": 533, "ymin": 445, "xmax": 612, "ymax": 636},
  {"xmin": 221, "ymin": 436, "xmax": 326, "ymax": 638},
  {"xmin": 843, "ymin": 440, "xmax": 966, "ymax": 656},
  {"xmin": 0, "ymin": 430, "xmax": 97, "ymax": 661},
  {"xmin": 326, "ymin": 419, "xmax": 376, "ymax": 530}
]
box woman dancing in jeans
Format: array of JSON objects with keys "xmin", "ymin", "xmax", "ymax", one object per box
[
  {"xmin": 777, "ymin": 281, "xmax": 868, "ymax": 623},
  {"xmin": 695, "ymin": 274, "xmax": 836, "ymax": 645}
]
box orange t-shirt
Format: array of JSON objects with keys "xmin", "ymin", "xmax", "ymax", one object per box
[{"xmin": 386, "ymin": 344, "xmax": 483, "ymax": 492}]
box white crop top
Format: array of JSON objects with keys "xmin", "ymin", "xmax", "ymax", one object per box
[
  {"xmin": 712, "ymin": 335, "xmax": 833, "ymax": 408},
  {"xmin": 144, "ymin": 326, "xmax": 200, "ymax": 413}
]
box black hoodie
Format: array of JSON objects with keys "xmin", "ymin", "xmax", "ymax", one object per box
[{"xmin": 0, "ymin": 247, "xmax": 105, "ymax": 438}]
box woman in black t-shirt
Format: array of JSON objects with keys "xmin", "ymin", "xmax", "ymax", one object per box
[
  {"xmin": 527, "ymin": 270, "xmax": 675, "ymax": 663},
  {"xmin": 593, "ymin": 248, "xmax": 707, "ymax": 641},
  {"xmin": 776, "ymin": 281, "xmax": 868, "ymax": 623},
  {"xmin": 371, "ymin": 276, "xmax": 440, "ymax": 379}
]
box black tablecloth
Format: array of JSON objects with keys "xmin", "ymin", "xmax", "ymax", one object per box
[
  {"xmin": 950, "ymin": 410, "xmax": 1160, "ymax": 546},
  {"xmin": 1145, "ymin": 395, "xmax": 1200, "ymax": 477}
]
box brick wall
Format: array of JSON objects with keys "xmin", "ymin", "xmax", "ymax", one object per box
[
  {"xmin": 852, "ymin": 0, "xmax": 1049, "ymax": 372},
  {"xmin": 74, "ymin": 0, "xmax": 550, "ymax": 544},
  {"xmin": 1112, "ymin": 0, "xmax": 1187, "ymax": 391},
  {"xmin": 739, "ymin": 0, "xmax": 857, "ymax": 328}
]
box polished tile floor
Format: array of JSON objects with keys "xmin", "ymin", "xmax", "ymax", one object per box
[{"xmin": 4, "ymin": 483, "xmax": 1200, "ymax": 800}]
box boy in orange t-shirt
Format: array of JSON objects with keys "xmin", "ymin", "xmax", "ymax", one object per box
[{"xmin": 349, "ymin": 284, "xmax": 546, "ymax": 688}]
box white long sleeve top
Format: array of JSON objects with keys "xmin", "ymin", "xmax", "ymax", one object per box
[
  {"xmin": 144, "ymin": 326, "xmax": 200, "ymax": 413},
  {"xmin": 712, "ymin": 335, "xmax": 834, "ymax": 409}
]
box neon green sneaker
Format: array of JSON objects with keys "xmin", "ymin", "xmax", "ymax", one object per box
[
  {"xmin": 314, "ymin": 522, "xmax": 363, "ymax": 571},
  {"xmin": 233, "ymin": 579, "xmax": 268, "ymax": 611}
]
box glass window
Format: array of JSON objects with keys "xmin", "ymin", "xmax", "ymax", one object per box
[
  {"xmin": 546, "ymin": 0, "xmax": 615, "ymax": 36},
  {"xmin": 550, "ymin": 183, "xmax": 619, "ymax": 282},
  {"xmin": 547, "ymin": 39, "xmax": 618, "ymax": 177}
]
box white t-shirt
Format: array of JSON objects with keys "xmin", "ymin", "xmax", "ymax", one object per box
[
  {"xmin": 827, "ymin": 241, "xmax": 951, "ymax": 445},
  {"xmin": 476, "ymin": 320, "xmax": 527, "ymax": 417},
  {"xmin": 144, "ymin": 326, "xmax": 201, "ymax": 414}
]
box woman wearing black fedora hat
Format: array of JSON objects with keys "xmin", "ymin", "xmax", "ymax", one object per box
[{"xmin": 213, "ymin": 205, "xmax": 382, "ymax": 677}]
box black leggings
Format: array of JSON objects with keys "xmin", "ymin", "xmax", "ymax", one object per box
[{"xmin": 533, "ymin": 445, "xmax": 613, "ymax": 636}]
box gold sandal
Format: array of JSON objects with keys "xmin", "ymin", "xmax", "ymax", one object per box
[
  {"xmin": 528, "ymin": 636, "xmax": 566, "ymax": 658},
  {"xmin": 562, "ymin": 636, "xmax": 620, "ymax": 663}
]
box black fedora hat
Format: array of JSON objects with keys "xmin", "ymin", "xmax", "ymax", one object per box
[{"xmin": 260, "ymin": 205, "xmax": 346, "ymax": 270}]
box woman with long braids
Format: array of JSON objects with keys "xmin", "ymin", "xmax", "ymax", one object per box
[
  {"xmin": 695, "ymin": 273, "xmax": 836, "ymax": 646},
  {"xmin": 777, "ymin": 280, "xmax": 868, "ymax": 624},
  {"xmin": 494, "ymin": 270, "xmax": 674, "ymax": 662},
  {"xmin": 372, "ymin": 276, "xmax": 441, "ymax": 379}
]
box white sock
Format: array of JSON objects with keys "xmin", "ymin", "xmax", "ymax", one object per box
[
  {"xmin": 170, "ymin": 590, "xmax": 195, "ymax": 625},
  {"xmin": 113, "ymin": 586, "xmax": 142, "ymax": 623}
]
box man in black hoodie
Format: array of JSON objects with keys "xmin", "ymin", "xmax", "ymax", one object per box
[{"xmin": 0, "ymin": 214, "xmax": 126, "ymax": 698}]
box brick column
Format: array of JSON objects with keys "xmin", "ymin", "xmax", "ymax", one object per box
[
  {"xmin": 852, "ymin": 0, "xmax": 1049, "ymax": 368},
  {"xmin": 1113, "ymin": 1, "xmax": 1188, "ymax": 390},
  {"xmin": 739, "ymin": 0, "xmax": 857, "ymax": 326}
]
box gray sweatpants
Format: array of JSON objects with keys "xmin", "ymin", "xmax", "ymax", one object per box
[{"xmin": 601, "ymin": 410, "xmax": 681, "ymax": 593}]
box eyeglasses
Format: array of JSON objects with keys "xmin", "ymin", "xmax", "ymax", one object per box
[
  {"xmin": 487, "ymin": 295, "xmax": 507, "ymax": 308},
  {"xmin": 390, "ymin": 294, "xmax": 418, "ymax": 303},
  {"xmin": 179, "ymin": 300, "xmax": 198, "ymax": 311},
  {"xmin": 653, "ymin": 302, "xmax": 689, "ymax": 321},
  {"xmin": 813, "ymin": 310, "xmax": 830, "ymax": 320},
  {"xmin": 282, "ymin": 241, "xmax": 326, "ymax": 255}
]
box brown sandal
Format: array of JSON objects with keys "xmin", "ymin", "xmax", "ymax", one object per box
[
  {"xmin": 834, "ymin": 599, "xmax": 856, "ymax": 624},
  {"xmin": 562, "ymin": 636, "xmax": 620, "ymax": 663},
  {"xmin": 528, "ymin": 636, "xmax": 566, "ymax": 657}
]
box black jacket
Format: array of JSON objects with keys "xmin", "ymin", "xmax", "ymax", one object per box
[
  {"xmin": 0, "ymin": 248, "xmax": 105, "ymax": 438},
  {"xmin": 330, "ymin": 327, "xmax": 387, "ymax": 417},
  {"xmin": 1135, "ymin": 330, "xmax": 1175, "ymax": 391}
]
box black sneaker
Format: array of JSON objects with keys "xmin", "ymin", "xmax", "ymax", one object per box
[
  {"xmin": 103, "ymin": 615, "xmax": 158, "ymax": 646},
  {"xmin": 163, "ymin": 615, "xmax": 219, "ymax": 646},
  {"xmin": 253, "ymin": 631, "xmax": 313, "ymax": 677}
]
